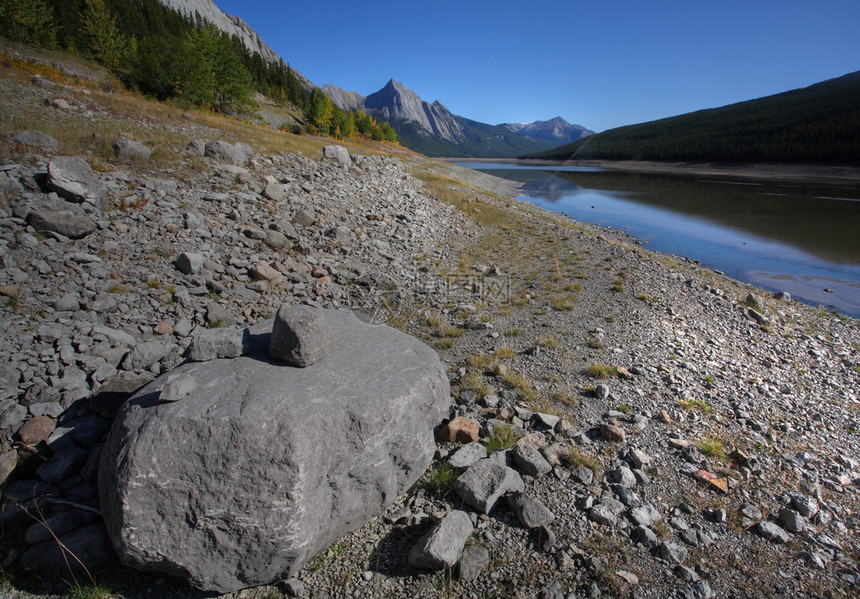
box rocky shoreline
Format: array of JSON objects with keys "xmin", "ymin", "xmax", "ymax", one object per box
[{"xmin": 0, "ymin": 68, "xmax": 859, "ymax": 599}]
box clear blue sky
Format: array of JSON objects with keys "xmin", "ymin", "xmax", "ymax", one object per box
[{"xmin": 214, "ymin": 0, "xmax": 859, "ymax": 132}]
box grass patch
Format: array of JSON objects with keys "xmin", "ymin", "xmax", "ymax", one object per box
[
  {"xmin": 68, "ymin": 584, "xmax": 115, "ymax": 599},
  {"xmin": 696, "ymin": 436, "xmax": 728, "ymax": 460},
  {"xmin": 586, "ymin": 362, "xmax": 618, "ymax": 379},
  {"xmin": 561, "ymin": 445, "xmax": 603, "ymax": 476},
  {"xmin": 503, "ymin": 369, "xmax": 536, "ymax": 401},
  {"xmin": 494, "ymin": 346, "xmax": 515, "ymax": 360},
  {"xmin": 586, "ymin": 337, "xmax": 605, "ymax": 350},
  {"xmin": 551, "ymin": 390, "xmax": 577, "ymax": 407},
  {"xmin": 458, "ymin": 371, "xmax": 489, "ymax": 399},
  {"xmin": 503, "ymin": 328, "xmax": 522, "ymax": 337},
  {"xmin": 549, "ymin": 296, "xmax": 576, "ymax": 311},
  {"xmin": 467, "ymin": 353, "xmax": 496, "ymax": 370},
  {"xmin": 436, "ymin": 338, "xmax": 454, "ymax": 350},
  {"xmin": 537, "ymin": 335, "xmax": 559, "ymax": 349},
  {"xmin": 485, "ymin": 424, "xmax": 517, "ymax": 454},
  {"xmin": 678, "ymin": 397, "xmax": 714, "ymax": 414},
  {"xmin": 424, "ymin": 463, "xmax": 461, "ymax": 497}
]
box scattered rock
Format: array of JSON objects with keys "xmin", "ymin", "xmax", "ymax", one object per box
[
  {"xmin": 45, "ymin": 156, "xmax": 108, "ymax": 210},
  {"xmin": 113, "ymin": 136, "xmax": 152, "ymax": 161},
  {"xmin": 408, "ymin": 510, "xmax": 473, "ymax": 569},
  {"xmin": 454, "ymin": 458, "xmax": 524, "ymax": 514},
  {"xmin": 12, "ymin": 130, "xmax": 59, "ymax": 152}
]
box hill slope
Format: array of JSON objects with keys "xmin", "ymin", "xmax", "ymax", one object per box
[{"xmin": 527, "ymin": 71, "xmax": 860, "ymax": 163}]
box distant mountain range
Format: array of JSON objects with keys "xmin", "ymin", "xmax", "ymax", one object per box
[
  {"xmin": 156, "ymin": 0, "xmax": 592, "ymax": 157},
  {"xmin": 527, "ymin": 70, "xmax": 860, "ymax": 164},
  {"xmin": 324, "ymin": 80, "xmax": 593, "ymax": 158}
]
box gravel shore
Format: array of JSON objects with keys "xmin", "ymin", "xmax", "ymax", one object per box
[{"xmin": 1, "ymin": 66, "xmax": 858, "ymax": 599}]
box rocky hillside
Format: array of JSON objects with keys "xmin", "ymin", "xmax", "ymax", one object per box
[
  {"xmin": 324, "ymin": 80, "xmax": 592, "ymax": 158},
  {"xmin": 0, "ymin": 57, "xmax": 859, "ymax": 599}
]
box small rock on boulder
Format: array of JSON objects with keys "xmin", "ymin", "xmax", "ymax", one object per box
[{"xmin": 269, "ymin": 305, "xmax": 334, "ymax": 367}]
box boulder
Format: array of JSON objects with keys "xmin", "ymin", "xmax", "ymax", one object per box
[
  {"xmin": 45, "ymin": 156, "xmax": 108, "ymax": 210},
  {"xmin": 186, "ymin": 139, "xmax": 206, "ymax": 156},
  {"xmin": 99, "ymin": 310, "xmax": 451, "ymax": 593},
  {"xmin": 454, "ymin": 458, "xmax": 524, "ymax": 514},
  {"xmin": 323, "ymin": 145, "xmax": 351, "ymax": 167},
  {"xmin": 12, "ymin": 130, "xmax": 59, "ymax": 152},
  {"xmin": 113, "ymin": 136, "xmax": 152, "ymax": 161},
  {"xmin": 27, "ymin": 201, "xmax": 97, "ymax": 239},
  {"xmin": 204, "ymin": 140, "xmax": 247, "ymax": 166}
]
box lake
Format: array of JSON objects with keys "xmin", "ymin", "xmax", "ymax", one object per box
[{"xmin": 456, "ymin": 162, "xmax": 860, "ymax": 319}]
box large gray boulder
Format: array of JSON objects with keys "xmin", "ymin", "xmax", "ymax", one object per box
[
  {"xmin": 204, "ymin": 140, "xmax": 247, "ymax": 166},
  {"xmin": 45, "ymin": 156, "xmax": 108, "ymax": 210},
  {"xmin": 113, "ymin": 136, "xmax": 152, "ymax": 161},
  {"xmin": 12, "ymin": 130, "xmax": 59, "ymax": 152},
  {"xmin": 99, "ymin": 310, "xmax": 451, "ymax": 593},
  {"xmin": 323, "ymin": 145, "xmax": 351, "ymax": 167},
  {"xmin": 26, "ymin": 201, "xmax": 97, "ymax": 239}
]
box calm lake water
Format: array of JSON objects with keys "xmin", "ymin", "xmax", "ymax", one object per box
[{"xmin": 456, "ymin": 162, "xmax": 860, "ymax": 319}]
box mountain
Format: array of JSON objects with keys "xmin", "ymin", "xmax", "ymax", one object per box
[
  {"xmin": 526, "ymin": 70, "xmax": 860, "ymax": 164},
  {"xmin": 324, "ymin": 80, "xmax": 592, "ymax": 158},
  {"xmin": 156, "ymin": 0, "xmax": 314, "ymax": 90},
  {"xmin": 502, "ymin": 117, "xmax": 594, "ymax": 145}
]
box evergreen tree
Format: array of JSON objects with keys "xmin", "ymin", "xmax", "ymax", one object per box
[
  {"xmin": 0, "ymin": 0, "xmax": 57, "ymax": 46},
  {"xmin": 305, "ymin": 88, "xmax": 333, "ymax": 134},
  {"xmin": 81, "ymin": 0, "xmax": 127, "ymax": 69}
]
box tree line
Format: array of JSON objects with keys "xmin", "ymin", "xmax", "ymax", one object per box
[
  {"xmin": 527, "ymin": 72, "xmax": 860, "ymax": 164},
  {"xmin": 0, "ymin": 0, "xmax": 397, "ymax": 142}
]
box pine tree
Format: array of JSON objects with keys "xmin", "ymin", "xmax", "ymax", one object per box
[
  {"xmin": 81, "ymin": 0, "xmax": 127, "ymax": 69},
  {"xmin": 0, "ymin": 0, "xmax": 57, "ymax": 46}
]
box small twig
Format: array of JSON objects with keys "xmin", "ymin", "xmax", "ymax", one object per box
[{"xmin": 45, "ymin": 498, "xmax": 103, "ymax": 516}]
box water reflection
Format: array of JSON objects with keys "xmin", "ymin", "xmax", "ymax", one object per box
[{"xmin": 456, "ymin": 162, "xmax": 860, "ymax": 317}]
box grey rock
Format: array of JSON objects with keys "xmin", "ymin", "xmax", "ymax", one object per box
[
  {"xmin": 777, "ymin": 507, "xmax": 806, "ymax": 533},
  {"xmin": 408, "ymin": 510, "xmax": 473, "ymax": 569},
  {"xmin": 21, "ymin": 523, "xmax": 112, "ymax": 575},
  {"xmin": 752, "ymin": 521, "xmax": 790, "ymax": 543},
  {"xmin": 188, "ymin": 327, "xmax": 250, "ymax": 361},
  {"xmin": 113, "ymin": 137, "xmax": 152, "ymax": 161},
  {"xmin": 507, "ymin": 492, "xmax": 554, "ymax": 528},
  {"xmin": 0, "ymin": 480, "xmax": 59, "ymax": 529},
  {"xmin": 457, "ymin": 543, "xmax": 489, "ymax": 582},
  {"xmin": 323, "ymin": 145, "xmax": 351, "ymax": 167},
  {"xmin": 263, "ymin": 181, "xmax": 289, "ymax": 201},
  {"xmin": 53, "ymin": 293, "xmax": 80, "ymax": 311},
  {"xmin": 284, "ymin": 578, "xmax": 305, "ymax": 597},
  {"xmin": 265, "ymin": 229, "xmax": 289, "ymax": 249},
  {"xmin": 790, "ymin": 494, "xmax": 818, "ymax": 518},
  {"xmin": 205, "ymin": 140, "xmax": 247, "ymax": 166},
  {"xmin": 27, "ymin": 201, "xmax": 97, "ymax": 239},
  {"xmin": 37, "ymin": 446, "xmax": 89, "ymax": 485},
  {"xmin": 269, "ymin": 305, "xmax": 334, "ymax": 367},
  {"xmin": 595, "ymin": 383, "xmax": 609, "ymax": 399},
  {"xmin": 121, "ymin": 339, "xmax": 178, "ymax": 371},
  {"xmin": 0, "ymin": 399, "xmax": 27, "ymax": 432},
  {"xmin": 627, "ymin": 447, "xmax": 651, "ymax": 469},
  {"xmin": 630, "ymin": 524, "xmax": 659, "ymax": 549},
  {"xmin": 657, "ymin": 542, "xmax": 688, "ymax": 564},
  {"xmin": 186, "ymin": 139, "xmax": 206, "ymax": 156},
  {"xmin": 12, "ymin": 130, "xmax": 59, "ymax": 152},
  {"xmin": 609, "ymin": 464, "xmax": 637, "ymax": 487},
  {"xmin": 538, "ymin": 580, "xmax": 565, "ymax": 599},
  {"xmin": 531, "ymin": 524, "xmax": 556, "ymax": 552},
  {"xmin": 25, "ymin": 510, "xmax": 85, "ymax": 544},
  {"xmin": 46, "ymin": 156, "xmax": 108, "ymax": 210},
  {"xmin": 206, "ymin": 303, "xmax": 236, "ymax": 327},
  {"xmin": 448, "ymin": 442, "xmax": 487, "ymax": 469},
  {"xmin": 587, "ymin": 504, "xmax": 617, "ymax": 526},
  {"xmin": 159, "ymin": 372, "xmax": 198, "ymax": 402},
  {"xmin": 99, "ymin": 310, "xmax": 451, "ymax": 593},
  {"xmin": 628, "ymin": 504, "xmax": 661, "ymax": 527},
  {"xmin": 175, "ymin": 252, "xmax": 205, "ymax": 275},
  {"xmin": 454, "ymin": 458, "xmax": 524, "ymax": 514},
  {"xmin": 512, "ymin": 442, "xmax": 552, "ymax": 478}
]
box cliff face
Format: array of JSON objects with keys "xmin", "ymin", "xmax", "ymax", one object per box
[
  {"xmin": 363, "ymin": 80, "xmax": 466, "ymax": 143},
  {"xmin": 156, "ymin": 0, "xmax": 315, "ymax": 90},
  {"xmin": 501, "ymin": 117, "xmax": 594, "ymax": 144}
]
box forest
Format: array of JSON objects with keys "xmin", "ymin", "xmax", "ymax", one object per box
[
  {"xmin": 0, "ymin": 0, "xmax": 397, "ymax": 142},
  {"xmin": 527, "ymin": 72, "xmax": 860, "ymax": 164}
]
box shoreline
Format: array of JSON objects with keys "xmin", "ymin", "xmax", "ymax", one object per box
[{"xmin": 445, "ymin": 157, "xmax": 860, "ymax": 186}]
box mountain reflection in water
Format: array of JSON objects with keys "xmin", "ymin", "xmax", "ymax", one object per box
[{"xmin": 456, "ymin": 162, "xmax": 860, "ymax": 318}]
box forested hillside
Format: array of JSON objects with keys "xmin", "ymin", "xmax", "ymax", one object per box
[
  {"xmin": 0, "ymin": 0, "xmax": 397, "ymax": 141},
  {"xmin": 526, "ymin": 71, "xmax": 860, "ymax": 164}
]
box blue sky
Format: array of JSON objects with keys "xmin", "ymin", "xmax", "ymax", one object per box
[{"xmin": 214, "ymin": 0, "xmax": 859, "ymax": 132}]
